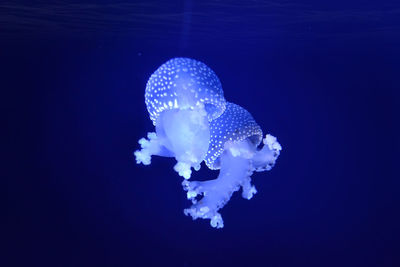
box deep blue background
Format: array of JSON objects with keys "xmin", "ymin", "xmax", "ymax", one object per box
[{"xmin": 4, "ymin": 1, "xmax": 400, "ymax": 266}]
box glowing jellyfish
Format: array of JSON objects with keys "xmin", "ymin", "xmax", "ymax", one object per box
[
  {"xmin": 182, "ymin": 102, "xmax": 282, "ymax": 228},
  {"xmin": 134, "ymin": 58, "xmax": 226, "ymax": 179}
]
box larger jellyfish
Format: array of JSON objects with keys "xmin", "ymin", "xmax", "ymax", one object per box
[
  {"xmin": 182, "ymin": 102, "xmax": 282, "ymax": 228},
  {"xmin": 134, "ymin": 58, "xmax": 226, "ymax": 179}
]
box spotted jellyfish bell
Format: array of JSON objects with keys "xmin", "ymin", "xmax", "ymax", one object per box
[
  {"xmin": 182, "ymin": 102, "xmax": 282, "ymax": 228},
  {"xmin": 134, "ymin": 58, "xmax": 226, "ymax": 179}
]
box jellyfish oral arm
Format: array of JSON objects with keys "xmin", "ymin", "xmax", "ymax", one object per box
[
  {"xmin": 182, "ymin": 134, "xmax": 281, "ymax": 228},
  {"xmin": 182, "ymin": 139, "xmax": 258, "ymax": 228},
  {"xmin": 252, "ymin": 134, "xmax": 282, "ymax": 172},
  {"xmin": 135, "ymin": 104, "xmax": 211, "ymax": 179},
  {"xmin": 134, "ymin": 132, "xmax": 174, "ymax": 165},
  {"xmin": 154, "ymin": 105, "xmax": 210, "ymax": 179}
]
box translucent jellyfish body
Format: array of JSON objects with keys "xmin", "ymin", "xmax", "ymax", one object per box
[
  {"xmin": 134, "ymin": 58, "xmax": 226, "ymax": 179},
  {"xmin": 182, "ymin": 102, "xmax": 282, "ymax": 228}
]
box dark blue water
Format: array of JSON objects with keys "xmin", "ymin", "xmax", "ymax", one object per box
[{"xmin": 4, "ymin": 1, "xmax": 399, "ymax": 266}]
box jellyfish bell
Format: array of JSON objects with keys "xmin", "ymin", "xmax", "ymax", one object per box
[
  {"xmin": 204, "ymin": 102, "xmax": 263, "ymax": 170},
  {"xmin": 145, "ymin": 58, "xmax": 226, "ymax": 123},
  {"xmin": 182, "ymin": 102, "xmax": 282, "ymax": 228},
  {"xmin": 134, "ymin": 58, "xmax": 226, "ymax": 179}
]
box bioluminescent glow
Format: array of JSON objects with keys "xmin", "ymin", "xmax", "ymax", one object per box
[
  {"xmin": 135, "ymin": 58, "xmax": 226, "ymax": 179},
  {"xmin": 135, "ymin": 58, "xmax": 282, "ymax": 228},
  {"xmin": 182, "ymin": 102, "xmax": 281, "ymax": 228}
]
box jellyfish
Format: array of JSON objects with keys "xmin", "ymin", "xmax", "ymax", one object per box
[
  {"xmin": 182, "ymin": 102, "xmax": 282, "ymax": 228},
  {"xmin": 134, "ymin": 58, "xmax": 226, "ymax": 179}
]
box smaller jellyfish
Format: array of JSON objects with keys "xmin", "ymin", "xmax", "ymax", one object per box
[
  {"xmin": 182, "ymin": 102, "xmax": 282, "ymax": 228},
  {"xmin": 134, "ymin": 58, "xmax": 226, "ymax": 179}
]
